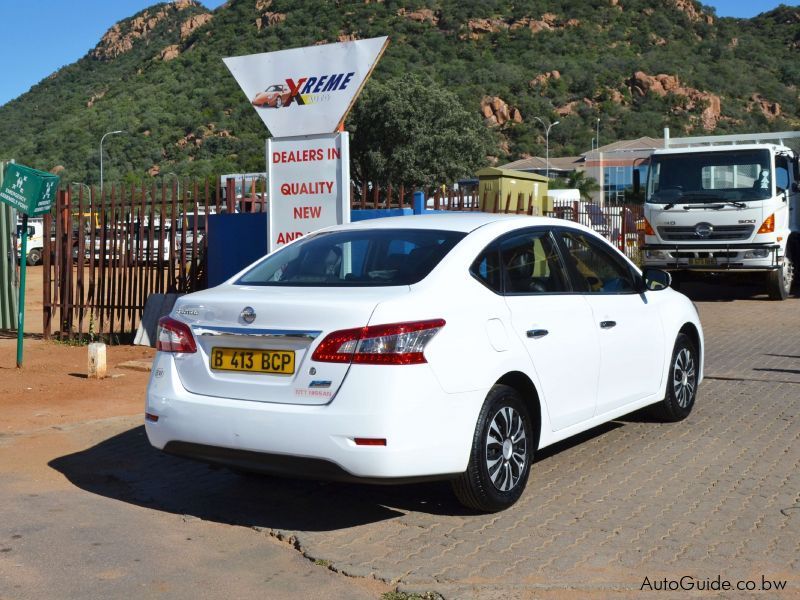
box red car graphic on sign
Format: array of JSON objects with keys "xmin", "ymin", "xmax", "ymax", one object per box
[{"xmin": 252, "ymin": 84, "xmax": 291, "ymax": 108}]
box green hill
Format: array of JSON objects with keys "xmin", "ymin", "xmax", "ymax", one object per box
[{"xmin": 2, "ymin": 0, "xmax": 800, "ymax": 184}]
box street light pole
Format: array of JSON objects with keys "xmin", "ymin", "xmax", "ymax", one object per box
[
  {"xmin": 166, "ymin": 172, "xmax": 181, "ymax": 199},
  {"xmin": 533, "ymin": 117, "xmax": 560, "ymax": 179},
  {"xmin": 596, "ymin": 118, "xmax": 603, "ymax": 205},
  {"xmin": 99, "ymin": 130, "xmax": 124, "ymax": 197}
]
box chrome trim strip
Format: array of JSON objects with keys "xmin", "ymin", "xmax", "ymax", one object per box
[{"xmin": 191, "ymin": 325, "xmax": 322, "ymax": 341}]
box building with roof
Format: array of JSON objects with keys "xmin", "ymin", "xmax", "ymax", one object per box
[{"xmin": 500, "ymin": 136, "xmax": 663, "ymax": 205}]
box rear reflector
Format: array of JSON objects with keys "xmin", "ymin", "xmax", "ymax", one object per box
[
  {"xmin": 156, "ymin": 316, "xmax": 197, "ymax": 353},
  {"xmin": 145, "ymin": 413, "xmax": 159, "ymax": 423},
  {"xmin": 311, "ymin": 319, "xmax": 445, "ymax": 365},
  {"xmin": 354, "ymin": 438, "xmax": 387, "ymax": 446}
]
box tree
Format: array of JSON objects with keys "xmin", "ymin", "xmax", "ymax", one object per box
[
  {"xmin": 544, "ymin": 171, "xmax": 600, "ymax": 200},
  {"xmin": 347, "ymin": 74, "xmax": 495, "ymax": 187},
  {"xmin": 566, "ymin": 170, "xmax": 601, "ymax": 201}
]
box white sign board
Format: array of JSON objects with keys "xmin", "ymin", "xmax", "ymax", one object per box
[
  {"xmin": 267, "ymin": 132, "xmax": 350, "ymax": 251},
  {"xmin": 223, "ymin": 37, "xmax": 388, "ymax": 138}
]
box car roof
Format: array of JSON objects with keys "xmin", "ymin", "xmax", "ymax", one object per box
[{"xmin": 334, "ymin": 212, "xmax": 557, "ymax": 233}]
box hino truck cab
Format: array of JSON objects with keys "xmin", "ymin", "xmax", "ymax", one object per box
[{"xmin": 640, "ymin": 129, "xmax": 799, "ymax": 300}]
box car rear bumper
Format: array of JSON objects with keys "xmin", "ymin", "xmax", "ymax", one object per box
[{"xmin": 145, "ymin": 353, "xmax": 485, "ymax": 481}]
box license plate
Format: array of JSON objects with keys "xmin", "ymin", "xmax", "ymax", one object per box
[
  {"xmin": 210, "ymin": 347, "xmax": 295, "ymax": 375},
  {"xmin": 689, "ymin": 257, "xmax": 715, "ymax": 266}
]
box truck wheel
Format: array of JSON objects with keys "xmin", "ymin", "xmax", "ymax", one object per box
[
  {"xmin": 26, "ymin": 248, "xmax": 42, "ymax": 266},
  {"xmin": 767, "ymin": 259, "xmax": 793, "ymax": 300}
]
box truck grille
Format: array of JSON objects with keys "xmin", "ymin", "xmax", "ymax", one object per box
[{"xmin": 657, "ymin": 224, "xmax": 754, "ymax": 241}]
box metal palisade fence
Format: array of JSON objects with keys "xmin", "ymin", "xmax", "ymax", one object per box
[
  {"xmin": 43, "ymin": 179, "xmax": 230, "ymax": 342},
  {"xmin": 43, "ymin": 177, "xmax": 643, "ymax": 341}
]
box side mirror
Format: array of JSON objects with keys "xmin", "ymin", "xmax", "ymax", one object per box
[
  {"xmin": 642, "ymin": 268, "xmax": 671, "ymax": 291},
  {"xmin": 632, "ymin": 169, "xmax": 641, "ymax": 194}
]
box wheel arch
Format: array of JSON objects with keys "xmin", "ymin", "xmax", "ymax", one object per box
[
  {"xmin": 678, "ymin": 321, "xmax": 703, "ymax": 378},
  {"xmin": 495, "ymin": 371, "xmax": 543, "ymax": 449}
]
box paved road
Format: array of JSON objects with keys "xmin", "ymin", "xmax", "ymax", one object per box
[{"xmin": 1, "ymin": 279, "xmax": 798, "ymax": 599}]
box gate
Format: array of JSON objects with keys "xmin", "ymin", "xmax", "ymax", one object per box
[{"xmin": 44, "ymin": 181, "xmax": 216, "ymax": 341}]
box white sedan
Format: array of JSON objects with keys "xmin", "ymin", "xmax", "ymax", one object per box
[{"xmin": 146, "ymin": 213, "xmax": 703, "ymax": 512}]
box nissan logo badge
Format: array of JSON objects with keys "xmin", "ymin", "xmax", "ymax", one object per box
[
  {"xmin": 241, "ymin": 306, "xmax": 256, "ymax": 324},
  {"xmin": 694, "ymin": 222, "xmax": 713, "ymax": 238}
]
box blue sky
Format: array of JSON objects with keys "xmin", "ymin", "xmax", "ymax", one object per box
[{"xmin": 0, "ymin": 0, "xmax": 790, "ymax": 106}]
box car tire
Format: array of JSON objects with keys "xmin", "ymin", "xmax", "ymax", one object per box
[
  {"xmin": 766, "ymin": 259, "xmax": 793, "ymax": 300},
  {"xmin": 650, "ymin": 333, "xmax": 698, "ymax": 422},
  {"xmin": 275, "ymin": 96, "xmax": 283, "ymax": 108},
  {"xmin": 26, "ymin": 248, "xmax": 42, "ymax": 266},
  {"xmin": 452, "ymin": 384, "xmax": 533, "ymax": 512}
]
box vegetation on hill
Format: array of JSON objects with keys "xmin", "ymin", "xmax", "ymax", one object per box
[{"xmin": 1, "ymin": 0, "xmax": 800, "ymax": 186}]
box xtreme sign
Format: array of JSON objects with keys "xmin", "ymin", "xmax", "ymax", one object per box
[
  {"xmin": 224, "ymin": 36, "xmax": 388, "ymax": 137},
  {"xmin": 284, "ymin": 72, "xmax": 356, "ymax": 106}
]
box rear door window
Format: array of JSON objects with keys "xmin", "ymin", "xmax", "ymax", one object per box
[{"xmin": 499, "ymin": 230, "xmax": 571, "ymax": 294}]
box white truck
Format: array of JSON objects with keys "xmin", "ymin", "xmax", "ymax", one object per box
[
  {"xmin": 16, "ymin": 218, "xmax": 45, "ymax": 266},
  {"xmin": 638, "ymin": 129, "xmax": 799, "ymax": 300}
]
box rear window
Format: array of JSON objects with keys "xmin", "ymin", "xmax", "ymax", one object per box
[{"xmin": 236, "ymin": 228, "xmax": 466, "ymax": 287}]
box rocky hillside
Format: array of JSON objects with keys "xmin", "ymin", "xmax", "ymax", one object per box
[{"xmin": 2, "ymin": 0, "xmax": 800, "ymax": 183}]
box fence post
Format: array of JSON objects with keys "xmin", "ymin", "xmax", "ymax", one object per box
[
  {"xmin": 572, "ymin": 200, "xmax": 579, "ymax": 222},
  {"xmin": 40, "ymin": 207, "xmax": 52, "ymax": 338},
  {"xmin": 413, "ymin": 191, "xmax": 425, "ymax": 215},
  {"xmin": 226, "ymin": 178, "xmax": 236, "ymax": 213},
  {"xmin": 620, "ymin": 206, "xmax": 628, "ymax": 252}
]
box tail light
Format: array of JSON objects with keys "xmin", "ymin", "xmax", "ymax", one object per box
[
  {"xmin": 156, "ymin": 316, "xmax": 197, "ymax": 353},
  {"xmin": 757, "ymin": 213, "xmax": 775, "ymax": 234},
  {"xmin": 312, "ymin": 319, "xmax": 445, "ymax": 365},
  {"xmin": 643, "ymin": 217, "xmax": 655, "ymax": 236}
]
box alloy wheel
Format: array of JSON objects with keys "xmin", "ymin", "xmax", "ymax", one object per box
[
  {"xmin": 672, "ymin": 347, "xmax": 696, "ymax": 408},
  {"xmin": 485, "ymin": 406, "xmax": 527, "ymax": 492}
]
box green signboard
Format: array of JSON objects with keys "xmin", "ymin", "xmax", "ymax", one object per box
[
  {"xmin": 0, "ymin": 163, "xmax": 60, "ymax": 217},
  {"xmin": 0, "ymin": 163, "xmax": 60, "ymax": 367}
]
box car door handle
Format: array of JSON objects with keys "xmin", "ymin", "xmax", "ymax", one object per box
[
  {"xmin": 600, "ymin": 320, "xmax": 617, "ymax": 329},
  {"xmin": 526, "ymin": 329, "xmax": 549, "ymax": 339}
]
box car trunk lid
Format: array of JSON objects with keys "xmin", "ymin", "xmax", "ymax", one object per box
[{"xmin": 170, "ymin": 285, "xmax": 408, "ymax": 405}]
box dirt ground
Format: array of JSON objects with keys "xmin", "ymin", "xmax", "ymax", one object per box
[
  {"xmin": 0, "ymin": 337, "xmax": 153, "ymax": 433},
  {"xmin": 11, "ymin": 265, "xmax": 43, "ymax": 335}
]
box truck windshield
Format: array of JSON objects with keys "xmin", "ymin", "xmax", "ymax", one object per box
[{"xmin": 646, "ymin": 149, "xmax": 771, "ymax": 203}]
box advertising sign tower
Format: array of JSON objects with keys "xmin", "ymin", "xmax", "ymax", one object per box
[{"xmin": 224, "ymin": 36, "xmax": 388, "ymax": 251}]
